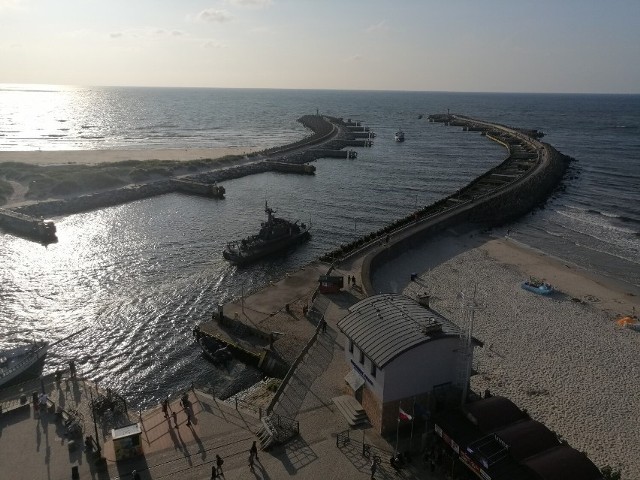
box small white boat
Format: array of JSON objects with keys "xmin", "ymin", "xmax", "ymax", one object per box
[
  {"xmin": 0, "ymin": 341, "xmax": 49, "ymax": 388},
  {"xmin": 394, "ymin": 130, "xmax": 405, "ymax": 142},
  {"xmin": 521, "ymin": 278, "xmax": 554, "ymax": 295}
]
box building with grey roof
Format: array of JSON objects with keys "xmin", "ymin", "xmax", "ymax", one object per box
[{"xmin": 337, "ymin": 294, "xmax": 477, "ymax": 434}]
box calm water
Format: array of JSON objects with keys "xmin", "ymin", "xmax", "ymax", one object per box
[{"xmin": 1, "ymin": 86, "xmax": 638, "ymax": 408}]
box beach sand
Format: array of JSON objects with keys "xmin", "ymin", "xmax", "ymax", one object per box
[
  {"xmin": 373, "ymin": 230, "xmax": 640, "ymax": 477},
  {"xmin": 0, "ymin": 146, "xmax": 263, "ymax": 166}
]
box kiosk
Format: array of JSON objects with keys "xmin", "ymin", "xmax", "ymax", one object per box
[
  {"xmin": 112, "ymin": 423, "xmax": 143, "ymax": 460},
  {"xmin": 318, "ymin": 275, "xmax": 344, "ymax": 294}
]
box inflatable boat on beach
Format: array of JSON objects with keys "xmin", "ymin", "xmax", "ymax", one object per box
[{"xmin": 521, "ymin": 279, "xmax": 554, "ymax": 295}]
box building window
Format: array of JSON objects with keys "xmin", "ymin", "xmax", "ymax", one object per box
[
  {"xmin": 349, "ymin": 340, "xmax": 354, "ymax": 353},
  {"xmin": 370, "ymin": 363, "xmax": 376, "ymax": 377},
  {"xmin": 359, "ymin": 349, "xmax": 365, "ymax": 364}
]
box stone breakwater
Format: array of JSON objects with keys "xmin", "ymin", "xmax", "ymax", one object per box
[
  {"xmin": 312, "ymin": 113, "xmax": 571, "ymax": 295},
  {"xmin": 2, "ymin": 114, "xmax": 368, "ymax": 242}
]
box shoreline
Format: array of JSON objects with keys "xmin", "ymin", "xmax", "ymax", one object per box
[
  {"xmin": 0, "ymin": 146, "xmax": 264, "ymax": 166},
  {"xmin": 374, "ymin": 230, "xmax": 639, "ymax": 476},
  {"xmin": 488, "ymin": 234, "xmax": 640, "ymax": 313}
]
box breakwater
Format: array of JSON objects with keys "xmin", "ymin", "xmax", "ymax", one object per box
[
  {"xmin": 314, "ymin": 114, "xmax": 571, "ymax": 296},
  {"xmin": 0, "ymin": 208, "xmax": 57, "ymax": 243},
  {"xmin": 2, "ymin": 114, "xmax": 369, "ymax": 242}
]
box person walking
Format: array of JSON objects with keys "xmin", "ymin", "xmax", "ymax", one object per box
[
  {"xmin": 250, "ymin": 440, "xmax": 258, "ymax": 461},
  {"xmin": 172, "ymin": 411, "xmax": 178, "ymax": 429},
  {"xmin": 186, "ymin": 412, "xmax": 192, "ymax": 427},
  {"xmin": 162, "ymin": 398, "xmax": 169, "ymax": 418},
  {"xmin": 370, "ymin": 457, "xmax": 377, "ymax": 479},
  {"xmin": 215, "ymin": 454, "xmax": 224, "ymax": 477}
]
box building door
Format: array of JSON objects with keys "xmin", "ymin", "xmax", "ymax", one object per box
[{"xmin": 355, "ymin": 386, "xmax": 363, "ymax": 403}]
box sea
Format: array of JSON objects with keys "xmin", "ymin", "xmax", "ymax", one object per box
[{"xmin": 1, "ymin": 85, "xmax": 638, "ymax": 408}]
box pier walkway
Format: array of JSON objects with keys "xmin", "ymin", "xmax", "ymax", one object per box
[{"xmin": 0, "ymin": 319, "xmax": 446, "ymax": 480}]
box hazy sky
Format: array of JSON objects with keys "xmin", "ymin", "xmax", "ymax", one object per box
[{"xmin": 1, "ymin": 0, "xmax": 639, "ymax": 93}]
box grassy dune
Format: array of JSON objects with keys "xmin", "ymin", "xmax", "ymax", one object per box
[{"xmin": 0, "ymin": 155, "xmax": 248, "ymax": 206}]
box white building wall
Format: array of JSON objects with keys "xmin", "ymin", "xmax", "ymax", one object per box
[
  {"xmin": 381, "ymin": 338, "xmax": 460, "ymax": 403},
  {"xmin": 343, "ymin": 335, "xmax": 462, "ymax": 404},
  {"xmin": 343, "ymin": 336, "xmax": 385, "ymax": 399}
]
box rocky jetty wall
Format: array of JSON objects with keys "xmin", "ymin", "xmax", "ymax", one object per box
[
  {"xmin": 312, "ymin": 114, "xmax": 571, "ymax": 296},
  {"xmin": 0, "ymin": 208, "xmax": 57, "ymax": 243},
  {"xmin": 3, "ymin": 115, "xmax": 348, "ymax": 241},
  {"xmin": 12, "ymin": 182, "xmax": 174, "ymax": 218},
  {"xmin": 170, "ymin": 179, "xmax": 226, "ymax": 198}
]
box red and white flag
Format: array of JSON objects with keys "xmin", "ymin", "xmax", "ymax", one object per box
[{"xmin": 398, "ymin": 407, "xmax": 413, "ymax": 422}]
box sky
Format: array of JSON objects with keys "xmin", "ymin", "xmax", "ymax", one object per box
[{"xmin": 1, "ymin": 0, "xmax": 639, "ymax": 93}]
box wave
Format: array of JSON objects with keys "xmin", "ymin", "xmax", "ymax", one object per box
[
  {"xmin": 584, "ymin": 208, "xmax": 640, "ymax": 226},
  {"xmin": 521, "ymin": 221, "xmax": 640, "ymax": 271}
]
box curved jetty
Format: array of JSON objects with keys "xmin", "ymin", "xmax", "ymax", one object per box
[
  {"xmin": 312, "ymin": 113, "xmax": 571, "ymax": 294},
  {"xmin": 2, "ymin": 114, "xmax": 368, "ymax": 243}
]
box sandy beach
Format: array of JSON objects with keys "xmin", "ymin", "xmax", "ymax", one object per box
[
  {"xmin": 0, "ymin": 146, "xmax": 263, "ymax": 166},
  {"xmin": 373, "ymin": 229, "xmax": 640, "ymax": 477}
]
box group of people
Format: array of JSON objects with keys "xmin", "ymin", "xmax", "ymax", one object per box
[
  {"xmin": 161, "ymin": 391, "xmax": 194, "ymax": 429},
  {"xmin": 210, "ymin": 441, "xmax": 258, "ymax": 478}
]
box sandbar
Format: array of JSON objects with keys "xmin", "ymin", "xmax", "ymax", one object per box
[{"xmin": 0, "ymin": 147, "xmax": 263, "ymax": 166}]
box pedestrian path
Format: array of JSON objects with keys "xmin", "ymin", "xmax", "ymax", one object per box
[{"xmin": 272, "ymin": 325, "xmax": 340, "ymax": 419}]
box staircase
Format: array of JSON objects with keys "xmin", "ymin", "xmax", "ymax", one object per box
[
  {"xmin": 257, "ymin": 418, "xmax": 275, "ymax": 450},
  {"xmin": 332, "ymin": 395, "xmax": 368, "ymax": 427},
  {"xmin": 257, "ymin": 413, "xmax": 300, "ymax": 450}
]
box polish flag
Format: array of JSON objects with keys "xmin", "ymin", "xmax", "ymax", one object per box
[{"xmin": 398, "ymin": 407, "xmax": 413, "ymax": 422}]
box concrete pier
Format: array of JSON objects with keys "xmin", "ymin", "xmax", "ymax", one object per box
[
  {"xmin": 2, "ymin": 114, "xmax": 352, "ymax": 242},
  {"xmin": 309, "ymin": 149, "xmax": 357, "ymax": 159},
  {"xmin": 0, "ymin": 208, "xmax": 57, "ymax": 243},
  {"xmin": 317, "ymin": 113, "xmax": 571, "ymax": 285},
  {"xmin": 265, "ymin": 161, "xmax": 316, "ymax": 175},
  {"xmin": 170, "ymin": 179, "xmax": 225, "ymax": 198}
]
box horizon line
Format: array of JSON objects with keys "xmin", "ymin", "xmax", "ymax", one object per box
[{"xmin": 1, "ymin": 82, "xmax": 639, "ymax": 96}]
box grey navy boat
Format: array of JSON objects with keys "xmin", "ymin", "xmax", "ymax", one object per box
[{"xmin": 223, "ymin": 202, "xmax": 310, "ymax": 265}]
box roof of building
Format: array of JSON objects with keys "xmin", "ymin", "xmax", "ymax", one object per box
[
  {"xmin": 337, "ymin": 294, "xmax": 462, "ymax": 368},
  {"xmin": 465, "ymin": 395, "xmax": 529, "ymax": 431},
  {"xmin": 433, "ymin": 396, "xmax": 603, "ymax": 480},
  {"xmin": 494, "ymin": 420, "xmax": 560, "ymax": 462},
  {"xmin": 522, "ymin": 445, "xmax": 603, "ymax": 480}
]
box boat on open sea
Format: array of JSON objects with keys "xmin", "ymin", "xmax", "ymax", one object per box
[
  {"xmin": 521, "ymin": 278, "xmax": 554, "ymax": 295},
  {"xmin": 394, "ymin": 130, "xmax": 405, "ymax": 142},
  {"xmin": 223, "ymin": 201, "xmax": 310, "ymax": 265},
  {"xmin": 0, "ymin": 340, "xmax": 48, "ymax": 388}
]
